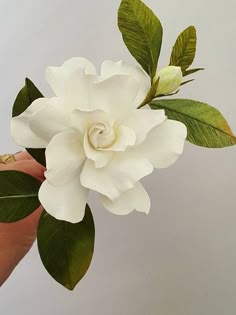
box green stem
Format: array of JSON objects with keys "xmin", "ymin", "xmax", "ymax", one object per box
[{"xmin": 138, "ymin": 77, "xmax": 160, "ymax": 109}]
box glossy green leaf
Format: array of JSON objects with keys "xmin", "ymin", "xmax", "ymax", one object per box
[
  {"xmin": 12, "ymin": 78, "xmax": 43, "ymax": 117},
  {"xmin": 151, "ymin": 99, "xmax": 236, "ymax": 148},
  {"xmin": 12, "ymin": 78, "xmax": 46, "ymax": 166},
  {"xmin": 118, "ymin": 0, "xmax": 163, "ymax": 80},
  {"xmin": 0, "ymin": 171, "xmax": 41, "ymax": 223},
  {"xmin": 170, "ymin": 26, "xmax": 197, "ymax": 73},
  {"xmin": 37, "ymin": 206, "xmax": 95, "ymax": 291}
]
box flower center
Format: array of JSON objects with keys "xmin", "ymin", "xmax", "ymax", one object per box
[{"xmin": 88, "ymin": 122, "xmax": 115, "ymax": 149}]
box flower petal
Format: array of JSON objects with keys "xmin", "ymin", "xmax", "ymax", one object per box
[
  {"xmin": 104, "ymin": 125, "xmax": 136, "ymax": 151},
  {"xmin": 136, "ymin": 120, "xmax": 187, "ymax": 168},
  {"xmin": 62, "ymin": 57, "xmax": 97, "ymax": 75},
  {"xmin": 101, "ymin": 60, "xmax": 151, "ymax": 106},
  {"xmin": 81, "ymin": 152, "xmax": 153, "ymax": 200},
  {"xmin": 46, "ymin": 57, "xmax": 97, "ymax": 96},
  {"xmin": 11, "ymin": 98, "xmax": 50, "ymax": 148},
  {"xmin": 64, "ymin": 68, "xmax": 96, "ymax": 111},
  {"xmin": 39, "ymin": 174, "xmax": 89, "ymax": 223},
  {"xmin": 72, "ymin": 110, "xmax": 136, "ymax": 153},
  {"xmin": 83, "ymin": 131, "xmax": 113, "ymax": 168},
  {"xmin": 123, "ymin": 109, "xmax": 166, "ymax": 145},
  {"xmin": 91, "ymin": 75, "xmax": 139, "ymax": 120},
  {"xmin": 45, "ymin": 131, "xmax": 85, "ymax": 186},
  {"xmin": 29, "ymin": 97, "xmax": 70, "ymax": 142},
  {"xmin": 101, "ymin": 182, "xmax": 150, "ymax": 215},
  {"xmin": 72, "ymin": 109, "xmax": 113, "ymax": 134}
]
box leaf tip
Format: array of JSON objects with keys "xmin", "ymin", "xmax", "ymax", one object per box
[
  {"xmin": 25, "ymin": 77, "xmax": 30, "ymax": 85},
  {"xmin": 189, "ymin": 25, "xmax": 196, "ymax": 31},
  {"xmin": 64, "ymin": 283, "xmax": 76, "ymax": 291}
]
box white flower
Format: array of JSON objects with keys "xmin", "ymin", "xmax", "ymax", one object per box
[
  {"xmin": 11, "ymin": 58, "xmax": 187, "ymax": 223},
  {"xmin": 156, "ymin": 66, "xmax": 183, "ymax": 95}
]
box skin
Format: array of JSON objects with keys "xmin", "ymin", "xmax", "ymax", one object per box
[{"xmin": 0, "ymin": 152, "xmax": 45, "ymax": 286}]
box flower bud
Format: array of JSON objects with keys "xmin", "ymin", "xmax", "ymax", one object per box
[{"xmin": 155, "ymin": 66, "xmax": 183, "ymax": 95}]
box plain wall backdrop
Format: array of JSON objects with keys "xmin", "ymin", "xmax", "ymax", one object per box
[{"xmin": 0, "ymin": 0, "xmax": 236, "ymax": 314}]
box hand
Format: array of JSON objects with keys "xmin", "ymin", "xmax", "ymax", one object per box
[{"xmin": 0, "ymin": 152, "xmax": 45, "ymax": 286}]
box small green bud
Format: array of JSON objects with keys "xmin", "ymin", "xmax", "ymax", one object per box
[{"xmin": 155, "ymin": 66, "xmax": 183, "ymax": 95}]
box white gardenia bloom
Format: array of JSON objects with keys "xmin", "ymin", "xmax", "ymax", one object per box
[
  {"xmin": 156, "ymin": 66, "xmax": 183, "ymax": 95},
  {"xmin": 11, "ymin": 58, "xmax": 187, "ymax": 223}
]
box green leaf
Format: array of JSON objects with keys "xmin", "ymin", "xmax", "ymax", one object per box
[
  {"xmin": 12, "ymin": 78, "xmax": 43, "ymax": 117},
  {"xmin": 0, "ymin": 171, "xmax": 41, "ymax": 223},
  {"xmin": 37, "ymin": 206, "xmax": 95, "ymax": 291},
  {"xmin": 183, "ymin": 68, "xmax": 205, "ymax": 77},
  {"xmin": 150, "ymin": 99, "xmax": 236, "ymax": 148},
  {"xmin": 181, "ymin": 79, "xmax": 194, "ymax": 86},
  {"xmin": 27, "ymin": 149, "xmax": 46, "ymax": 167},
  {"xmin": 12, "ymin": 78, "xmax": 46, "ymax": 166},
  {"xmin": 118, "ymin": 0, "xmax": 163, "ymax": 80},
  {"xmin": 170, "ymin": 26, "xmax": 197, "ymax": 73}
]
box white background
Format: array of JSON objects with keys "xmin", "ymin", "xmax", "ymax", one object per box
[{"xmin": 0, "ymin": 0, "xmax": 236, "ymax": 314}]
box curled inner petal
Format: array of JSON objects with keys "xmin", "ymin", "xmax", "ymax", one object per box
[{"xmin": 88, "ymin": 122, "xmax": 115, "ymax": 149}]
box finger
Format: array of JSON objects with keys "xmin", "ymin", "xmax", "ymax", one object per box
[
  {"xmin": 0, "ymin": 152, "xmax": 45, "ymax": 286},
  {"xmin": 0, "ymin": 206, "xmax": 43, "ymax": 286},
  {"xmin": 14, "ymin": 151, "xmax": 32, "ymax": 161},
  {"xmin": 15, "ymin": 160, "xmax": 45, "ymax": 182},
  {"xmin": 14, "ymin": 152, "xmax": 46, "ymax": 180},
  {"xmin": 0, "ymin": 159, "xmax": 45, "ymax": 181},
  {"xmin": 0, "ymin": 151, "xmax": 30, "ymax": 171}
]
